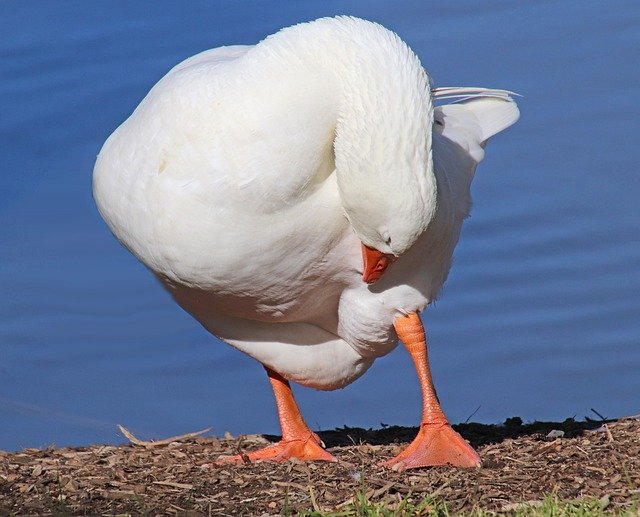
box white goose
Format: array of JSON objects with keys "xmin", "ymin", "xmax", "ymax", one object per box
[{"xmin": 93, "ymin": 16, "xmax": 518, "ymax": 470}]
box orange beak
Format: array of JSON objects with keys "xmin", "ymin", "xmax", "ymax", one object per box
[{"xmin": 361, "ymin": 243, "xmax": 396, "ymax": 284}]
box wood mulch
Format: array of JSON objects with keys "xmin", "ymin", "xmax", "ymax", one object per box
[{"xmin": 1, "ymin": 417, "xmax": 638, "ymax": 515}]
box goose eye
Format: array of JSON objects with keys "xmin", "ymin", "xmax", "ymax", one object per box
[{"xmin": 379, "ymin": 229, "xmax": 391, "ymax": 246}]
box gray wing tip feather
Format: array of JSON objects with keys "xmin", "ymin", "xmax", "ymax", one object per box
[{"xmin": 432, "ymin": 87, "xmax": 522, "ymax": 104}]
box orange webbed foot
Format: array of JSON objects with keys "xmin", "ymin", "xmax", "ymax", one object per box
[
  {"xmin": 383, "ymin": 422, "xmax": 480, "ymax": 471},
  {"xmin": 216, "ymin": 432, "xmax": 336, "ymax": 465}
]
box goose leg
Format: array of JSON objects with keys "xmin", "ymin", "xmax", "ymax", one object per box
[
  {"xmin": 217, "ymin": 367, "xmax": 336, "ymax": 464},
  {"xmin": 383, "ymin": 312, "xmax": 481, "ymax": 471}
]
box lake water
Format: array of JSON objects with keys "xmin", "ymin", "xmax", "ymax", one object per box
[{"xmin": 1, "ymin": 1, "xmax": 638, "ymax": 452}]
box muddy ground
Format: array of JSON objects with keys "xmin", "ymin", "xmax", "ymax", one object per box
[{"xmin": 1, "ymin": 417, "xmax": 638, "ymax": 515}]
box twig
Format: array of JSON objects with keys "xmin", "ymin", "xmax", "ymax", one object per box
[
  {"xmin": 429, "ymin": 471, "xmax": 463, "ymax": 498},
  {"xmin": 367, "ymin": 476, "xmax": 412, "ymax": 493},
  {"xmin": 575, "ymin": 446, "xmax": 590, "ymax": 458},
  {"xmin": 117, "ymin": 424, "xmax": 211, "ymax": 447},
  {"xmin": 590, "ymin": 408, "xmax": 608, "ymax": 421},
  {"xmin": 152, "ymin": 480, "xmax": 194, "ymax": 490},
  {"xmin": 465, "ymin": 405, "xmax": 481, "ymax": 423},
  {"xmin": 308, "ymin": 484, "xmax": 320, "ymax": 512},
  {"xmin": 367, "ymin": 481, "xmax": 396, "ymax": 500},
  {"xmin": 603, "ymin": 423, "xmax": 614, "ymax": 442},
  {"xmin": 503, "ymin": 455, "xmax": 529, "ymax": 465},
  {"xmin": 272, "ymin": 480, "xmax": 311, "ymax": 492},
  {"xmin": 336, "ymin": 495, "xmax": 357, "ymax": 509}
]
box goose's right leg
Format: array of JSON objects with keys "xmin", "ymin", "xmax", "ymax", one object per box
[{"xmin": 216, "ymin": 367, "xmax": 336, "ymax": 464}]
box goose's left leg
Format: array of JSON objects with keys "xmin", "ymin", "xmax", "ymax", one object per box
[
  {"xmin": 383, "ymin": 312, "xmax": 481, "ymax": 471},
  {"xmin": 216, "ymin": 367, "xmax": 336, "ymax": 464}
]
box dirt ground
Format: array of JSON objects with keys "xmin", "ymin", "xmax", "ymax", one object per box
[{"xmin": 1, "ymin": 416, "xmax": 638, "ymax": 515}]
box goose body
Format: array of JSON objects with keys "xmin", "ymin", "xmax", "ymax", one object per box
[{"xmin": 94, "ymin": 17, "xmax": 518, "ymax": 469}]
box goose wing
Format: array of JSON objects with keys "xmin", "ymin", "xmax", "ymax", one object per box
[{"xmin": 431, "ymin": 87, "xmax": 519, "ymax": 216}]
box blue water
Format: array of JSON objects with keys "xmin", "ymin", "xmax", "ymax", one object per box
[{"xmin": 1, "ymin": 1, "xmax": 639, "ymax": 452}]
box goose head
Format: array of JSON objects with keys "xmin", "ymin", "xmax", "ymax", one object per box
[
  {"xmin": 339, "ymin": 166, "xmax": 436, "ymax": 284},
  {"xmin": 333, "ymin": 79, "xmax": 437, "ymax": 285}
]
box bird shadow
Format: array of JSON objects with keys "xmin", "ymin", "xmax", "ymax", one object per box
[{"xmin": 263, "ymin": 416, "xmax": 610, "ymax": 449}]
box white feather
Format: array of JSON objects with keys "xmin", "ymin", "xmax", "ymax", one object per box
[
  {"xmin": 436, "ymin": 91, "xmax": 518, "ymax": 159},
  {"xmin": 93, "ymin": 17, "xmax": 519, "ymax": 389}
]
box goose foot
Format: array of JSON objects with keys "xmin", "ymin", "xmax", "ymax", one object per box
[
  {"xmin": 383, "ymin": 422, "xmax": 480, "ymax": 471},
  {"xmin": 216, "ymin": 367, "xmax": 336, "ymax": 465},
  {"xmin": 217, "ymin": 432, "xmax": 336, "ymax": 464}
]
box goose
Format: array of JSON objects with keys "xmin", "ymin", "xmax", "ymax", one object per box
[{"xmin": 93, "ymin": 16, "xmax": 519, "ymax": 470}]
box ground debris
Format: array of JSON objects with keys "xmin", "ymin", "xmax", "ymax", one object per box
[{"xmin": 1, "ymin": 417, "xmax": 638, "ymax": 515}]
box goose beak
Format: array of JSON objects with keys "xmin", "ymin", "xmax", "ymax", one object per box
[{"xmin": 361, "ymin": 243, "xmax": 396, "ymax": 284}]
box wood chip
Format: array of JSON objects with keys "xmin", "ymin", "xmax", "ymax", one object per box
[
  {"xmin": 1, "ymin": 418, "xmax": 638, "ymax": 514},
  {"xmin": 152, "ymin": 480, "xmax": 194, "ymax": 490},
  {"xmin": 117, "ymin": 424, "xmax": 211, "ymax": 447}
]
